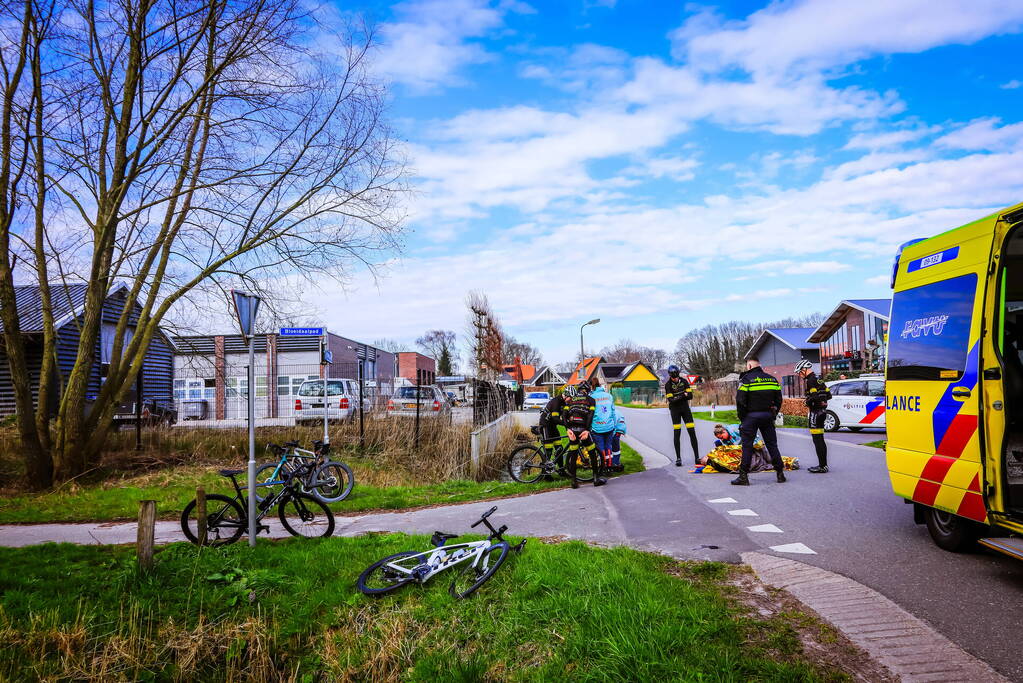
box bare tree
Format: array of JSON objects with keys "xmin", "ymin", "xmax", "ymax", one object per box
[
  {"xmin": 502, "ymin": 335, "xmax": 543, "ymax": 367},
  {"xmin": 465, "ymin": 291, "xmax": 502, "ymax": 379},
  {"xmin": 372, "ymin": 338, "xmax": 410, "ymax": 353},
  {"xmin": 0, "ymin": 0, "xmax": 406, "ymax": 486}
]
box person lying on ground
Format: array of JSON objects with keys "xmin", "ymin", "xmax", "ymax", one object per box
[{"xmin": 691, "ymin": 442, "xmax": 799, "ymax": 474}]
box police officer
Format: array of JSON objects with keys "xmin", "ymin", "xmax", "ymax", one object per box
[
  {"xmin": 795, "ymin": 359, "xmax": 831, "ymax": 473},
  {"xmin": 538, "ymin": 387, "xmax": 570, "ymax": 475},
  {"xmin": 561, "ymin": 380, "xmax": 605, "ymax": 488},
  {"xmin": 732, "ymin": 356, "xmax": 786, "ymax": 486},
  {"xmin": 665, "ymin": 365, "xmax": 699, "ymax": 466}
]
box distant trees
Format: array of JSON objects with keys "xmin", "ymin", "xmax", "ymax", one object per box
[
  {"xmin": 503, "ymin": 336, "xmax": 543, "ymax": 367},
  {"xmin": 372, "ymin": 338, "xmax": 411, "ymax": 353},
  {"xmin": 416, "ymin": 330, "xmax": 457, "ymax": 375},
  {"xmin": 673, "ymin": 313, "xmax": 824, "ymax": 379},
  {"xmin": 598, "ymin": 339, "xmax": 668, "ymax": 369}
]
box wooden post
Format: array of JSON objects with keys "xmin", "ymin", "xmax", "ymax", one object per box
[
  {"xmin": 196, "ymin": 488, "xmax": 207, "ymax": 546},
  {"xmin": 137, "ymin": 500, "xmax": 156, "ymax": 571}
]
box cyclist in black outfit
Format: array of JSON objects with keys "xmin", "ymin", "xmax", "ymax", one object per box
[
  {"xmin": 796, "ymin": 359, "xmax": 831, "ymax": 473},
  {"xmin": 732, "ymin": 357, "xmax": 786, "ymax": 486},
  {"xmin": 665, "ymin": 365, "xmax": 699, "ymax": 466},
  {"xmin": 538, "ymin": 390, "xmax": 568, "ymax": 475},
  {"xmin": 561, "ymin": 380, "xmax": 605, "ymax": 488}
]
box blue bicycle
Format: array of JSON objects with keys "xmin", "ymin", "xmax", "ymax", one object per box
[{"xmin": 254, "ymin": 440, "xmax": 355, "ymax": 504}]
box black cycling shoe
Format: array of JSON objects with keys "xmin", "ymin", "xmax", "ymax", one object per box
[
  {"xmin": 776, "ymin": 471, "xmax": 787, "ymax": 483},
  {"xmin": 571, "ymin": 479, "xmax": 579, "ymax": 489},
  {"xmin": 730, "ymin": 473, "xmax": 749, "ymax": 486},
  {"xmin": 808, "ymin": 466, "xmax": 829, "ymax": 474},
  {"xmin": 594, "ymin": 478, "xmax": 607, "ymax": 487},
  {"xmin": 675, "ymin": 458, "xmax": 682, "ymax": 467}
]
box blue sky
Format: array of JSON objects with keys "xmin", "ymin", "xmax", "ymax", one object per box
[{"xmin": 315, "ymin": 0, "xmax": 1023, "ymax": 367}]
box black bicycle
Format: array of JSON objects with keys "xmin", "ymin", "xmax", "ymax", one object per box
[
  {"xmin": 506, "ymin": 426, "xmax": 594, "ymax": 484},
  {"xmin": 180, "ymin": 461, "xmax": 335, "ymax": 546}
]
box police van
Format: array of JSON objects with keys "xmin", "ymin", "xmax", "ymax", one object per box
[
  {"xmin": 886, "ymin": 200, "xmax": 1023, "ymax": 560},
  {"xmin": 823, "ymin": 375, "xmax": 886, "ymax": 431}
]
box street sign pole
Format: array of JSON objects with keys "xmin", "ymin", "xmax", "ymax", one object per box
[
  {"xmin": 231, "ymin": 290, "xmax": 261, "ymax": 548},
  {"xmin": 322, "ymin": 329, "xmax": 329, "ymax": 445}
]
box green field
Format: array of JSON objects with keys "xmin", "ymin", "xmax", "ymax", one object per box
[
  {"xmin": 0, "ymin": 536, "xmax": 855, "ymax": 681},
  {"xmin": 0, "ymin": 444, "xmax": 644, "ymax": 524}
]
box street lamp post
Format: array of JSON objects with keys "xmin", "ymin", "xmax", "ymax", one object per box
[
  {"xmin": 231, "ymin": 290, "xmax": 261, "ymax": 547},
  {"xmin": 580, "ymin": 318, "xmax": 600, "ymax": 361}
]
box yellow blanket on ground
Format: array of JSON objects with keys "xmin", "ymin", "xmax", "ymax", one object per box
[{"xmin": 691, "ymin": 444, "xmax": 799, "ymax": 473}]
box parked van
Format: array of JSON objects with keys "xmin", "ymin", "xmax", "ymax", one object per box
[
  {"xmin": 294, "ymin": 379, "xmax": 361, "ymax": 425},
  {"xmin": 886, "ymin": 200, "xmax": 1023, "ymax": 560},
  {"xmin": 824, "ymin": 375, "xmax": 886, "ymax": 431}
]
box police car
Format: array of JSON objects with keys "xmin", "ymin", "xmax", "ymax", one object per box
[{"xmin": 823, "ymin": 374, "xmax": 886, "ymax": 431}]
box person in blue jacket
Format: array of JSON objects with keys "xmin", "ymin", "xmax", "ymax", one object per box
[
  {"xmin": 589, "ymin": 377, "xmax": 618, "ymax": 477},
  {"xmin": 609, "ymin": 413, "xmax": 627, "ymax": 472}
]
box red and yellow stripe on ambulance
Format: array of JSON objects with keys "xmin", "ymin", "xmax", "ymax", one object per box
[{"xmin": 885, "ymin": 216, "xmax": 992, "ymax": 524}]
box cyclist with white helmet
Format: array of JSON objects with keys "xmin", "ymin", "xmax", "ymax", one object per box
[
  {"xmin": 665, "ymin": 365, "xmax": 699, "ymax": 466},
  {"xmin": 796, "ymin": 359, "xmax": 831, "ymax": 473}
]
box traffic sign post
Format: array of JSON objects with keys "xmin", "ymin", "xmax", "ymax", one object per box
[
  {"xmin": 232, "ymin": 290, "xmax": 261, "ymax": 548},
  {"xmin": 320, "ymin": 329, "xmax": 330, "ymax": 445}
]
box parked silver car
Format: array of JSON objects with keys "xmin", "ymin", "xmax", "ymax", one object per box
[
  {"xmin": 295, "ymin": 379, "xmax": 363, "ymax": 424},
  {"xmin": 387, "ymin": 385, "xmax": 452, "ymax": 418}
]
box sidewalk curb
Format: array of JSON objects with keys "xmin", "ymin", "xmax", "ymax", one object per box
[{"xmin": 743, "ymin": 551, "xmax": 1007, "ymax": 682}]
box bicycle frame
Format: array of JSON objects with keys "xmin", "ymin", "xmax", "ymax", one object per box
[
  {"xmin": 216, "ymin": 467, "xmax": 312, "ymax": 530},
  {"xmin": 261, "ymin": 446, "xmax": 319, "ymax": 488},
  {"xmin": 381, "ymin": 539, "xmax": 494, "ymax": 583}
]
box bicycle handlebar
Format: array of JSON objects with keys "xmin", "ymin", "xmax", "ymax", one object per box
[{"xmin": 470, "ymin": 506, "xmax": 498, "ymax": 528}]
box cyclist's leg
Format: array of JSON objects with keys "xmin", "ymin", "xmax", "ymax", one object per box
[
  {"xmin": 566, "ymin": 430, "xmax": 580, "ymax": 488},
  {"xmin": 584, "ymin": 434, "xmax": 605, "ymax": 484},
  {"xmin": 680, "ymin": 403, "xmax": 699, "ymax": 464},
  {"xmin": 542, "ymin": 423, "xmax": 563, "ymax": 470},
  {"xmin": 669, "ymin": 403, "xmax": 683, "ymax": 462},
  {"xmin": 808, "ymin": 409, "xmax": 828, "ymax": 471}
]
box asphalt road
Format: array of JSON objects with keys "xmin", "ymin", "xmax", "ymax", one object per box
[{"xmin": 620, "ymin": 406, "xmax": 1023, "ymax": 682}]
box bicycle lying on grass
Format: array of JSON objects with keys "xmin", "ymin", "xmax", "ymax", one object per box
[
  {"xmin": 255, "ymin": 439, "xmax": 354, "ymax": 504},
  {"xmin": 506, "ymin": 426, "xmax": 594, "ymax": 484},
  {"xmin": 180, "ymin": 461, "xmax": 335, "ymax": 546},
  {"xmin": 357, "ymin": 506, "xmax": 526, "ymax": 599}
]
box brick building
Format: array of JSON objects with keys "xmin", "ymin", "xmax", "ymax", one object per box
[
  {"xmin": 396, "ymin": 352, "xmax": 437, "ymax": 385},
  {"xmin": 807, "ymin": 299, "xmax": 891, "ymax": 376}
]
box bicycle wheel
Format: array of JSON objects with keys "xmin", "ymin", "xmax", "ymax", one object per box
[
  {"xmin": 180, "ymin": 493, "xmax": 245, "ymax": 546},
  {"xmin": 310, "ymin": 461, "xmax": 355, "ymax": 503},
  {"xmin": 253, "ymin": 463, "xmax": 287, "ymax": 503},
  {"xmin": 277, "ymin": 491, "xmax": 335, "ymax": 539},
  {"xmin": 507, "ymin": 444, "xmax": 546, "ymax": 484},
  {"xmin": 569, "ymin": 448, "xmax": 595, "ymax": 483},
  {"xmin": 449, "ymin": 542, "xmax": 510, "ymax": 599},
  {"xmin": 358, "ymin": 550, "xmax": 420, "ymax": 595}
]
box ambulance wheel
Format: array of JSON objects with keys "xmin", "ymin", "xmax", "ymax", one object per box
[
  {"xmin": 823, "ymin": 411, "xmax": 840, "ymax": 432},
  {"xmin": 925, "ymin": 508, "xmax": 978, "ymax": 552}
]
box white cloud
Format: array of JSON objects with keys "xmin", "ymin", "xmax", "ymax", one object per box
[
  {"xmin": 1002, "ymin": 80, "xmax": 1023, "ymax": 90},
  {"xmin": 935, "ymin": 118, "xmax": 1023, "ymax": 152},
  {"xmin": 679, "ymin": 0, "xmax": 1023, "ymax": 77},
  {"xmin": 843, "ymin": 126, "xmax": 938, "ymax": 150},
  {"xmin": 374, "ymin": 0, "xmax": 523, "ymax": 92},
  {"xmin": 624, "ymin": 155, "xmax": 699, "ymax": 181},
  {"xmin": 865, "ymin": 274, "xmax": 890, "ymax": 287}
]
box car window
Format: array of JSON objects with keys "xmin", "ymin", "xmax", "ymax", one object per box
[
  {"xmin": 298, "ymin": 380, "xmax": 345, "ymax": 397},
  {"xmin": 528, "ymin": 393, "xmax": 549, "ymax": 399},
  {"xmin": 396, "ymin": 387, "xmax": 433, "ymax": 399},
  {"xmin": 833, "ymin": 381, "xmax": 867, "ymax": 396},
  {"xmin": 867, "ymin": 381, "xmax": 885, "ymax": 396}
]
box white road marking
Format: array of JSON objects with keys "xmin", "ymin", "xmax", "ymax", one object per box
[
  {"xmin": 727, "ymin": 508, "xmax": 758, "ymax": 517},
  {"xmin": 747, "ymin": 524, "xmax": 783, "ymax": 533},
  {"xmin": 770, "ymin": 542, "xmax": 816, "ymax": 554},
  {"xmin": 669, "ymin": 520, "xmax": 681, "ymax": 524},
  {"xmin": 708, "ymin": 497, "xmax": 738, "ymax": 504}
]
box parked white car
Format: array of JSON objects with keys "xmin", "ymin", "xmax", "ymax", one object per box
[
  {"xmin": 522, "ymin": 391, "xmax": 550, "ymax": 410},
  {"xmin": 387, "ymin": 385, "xmax": 452, "ymax": 418},
  {"xmin": 823, "ymin": 375, "xmax": 886, "ymax": 432},
  {"xmin": 294, "ymin": 379, "xmax": 361, "ymax": 425}
]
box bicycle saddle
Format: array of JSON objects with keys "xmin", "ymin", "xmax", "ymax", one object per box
[
  {"xmin": 218, "ymin": 468, "xmax": 245, "ymax": 477},
  {"xmin": 284, "ymin": 440, "xmax": 299, "ymax": 447},
  {"xmin": 431, "ymin": 531, "xmax": 458, "ymax": 547}
]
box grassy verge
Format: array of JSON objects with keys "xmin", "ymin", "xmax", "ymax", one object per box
[
  {"xmin": 862, "ymin": 440, "xmax": 886, "ymax": 449},
  {"xmin": 0, "ymin": 536, "xmax": 866, "ymax": 681},
  {"xmin": 0, "ymin": 444, "xmax": 644, "ymax": 524},
  {"xmin": 691, "ymin": 410, "xmax": 807, "ymax": 428},
  {"xmin": 615, "ymin": 401, "xmax": 664, "ymax": 409}
]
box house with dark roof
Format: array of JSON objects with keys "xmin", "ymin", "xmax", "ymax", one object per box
[
  {"xmin": 0, "ymin": 282, "xmax": 175, "ymax": 416},
  {"xmin": 528, "ymin": 365, "xmax": 565, "ymax": 389},
  {"xmin": 807, "ymin": 299, "xmax": 891, "ymax": 376},
  {"xmin": 745, "ymin": 327, "xmax": 821, "ymax": 397}
]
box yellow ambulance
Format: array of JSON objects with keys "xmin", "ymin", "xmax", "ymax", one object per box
[{"xmin": 887, "ymin": 200, "xmax": 1023, "ymax": 559}]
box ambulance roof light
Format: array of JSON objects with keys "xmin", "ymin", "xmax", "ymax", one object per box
[{"xmin": 891, "ymin": 238, "xmax": 925, "ymax": 289}]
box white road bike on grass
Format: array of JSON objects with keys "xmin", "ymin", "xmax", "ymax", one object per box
[{"xmin": 357, "ymin": 506, "xmax": 526, "ymax": 599}]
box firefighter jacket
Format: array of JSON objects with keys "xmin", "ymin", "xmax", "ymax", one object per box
[
  {"xmin": 561, "ymin": 393, "xmax": 596, "ymax": 430},
  {"xmin": 539, "ymin": 395, "xmax": 564, "ymax": 427},
  {"xmin": 803, "ymin": 373, "xmax": 831, "ymax": 409},
  {"xmin": 664, "ymin": 377, "xmax": 693, "ymax": 404},
  {"xmin": 736, "ymin": 367, "xmax": 783, "ymax": 420}
]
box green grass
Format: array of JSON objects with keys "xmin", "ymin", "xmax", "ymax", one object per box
[
  {"xmin": 0, "ymin": 444, "xmax": 644, "ymax": 524},
  {"xmin": 691, "ymin": 410, "xmax": 807, "ymax": 428},
  {"xmin": 862, "ymin": 440, "xmax": 886, "ymax": 449},
  {"xmin": 615, "ymin": 401, "xmax": 663, "ymax": 409},
  {"xmin": 0, "ymin": 536, "xmax": 851, "ymax": 681}
]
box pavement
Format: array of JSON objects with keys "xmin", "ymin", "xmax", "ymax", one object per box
[{"xmin": 1, "ymin": 408, "xmax": 1021, "ymax": 680}]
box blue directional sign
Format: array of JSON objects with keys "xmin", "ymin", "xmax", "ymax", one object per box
[{"xmin": 279, "ymin": 327, "xmax": 324, "ymax": 336}]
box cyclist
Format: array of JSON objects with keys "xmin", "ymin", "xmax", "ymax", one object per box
[
  {"xmin": 665, "ymin": 365, "xmax": 699, "ymax": 466},
  {"xmin": 538, "ymin": 386, "xmax": 571, "ymax": 475},
  {"xmin": 796, "ymin": 359, "xmax": 831, "ymax": 474},
  {"xmin": 561, "ymin": 380, "xmax": 605, "ymax": 488}
]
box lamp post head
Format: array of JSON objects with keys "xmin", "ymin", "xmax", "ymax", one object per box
[{"xmin": 586, "ymin": 318, "xmax": 600, "ymax": 326}]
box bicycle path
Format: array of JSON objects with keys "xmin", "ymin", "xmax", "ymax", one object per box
[{"xmin": 0, "ymin": 440, "xmax": 756, "ymax": 562}]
